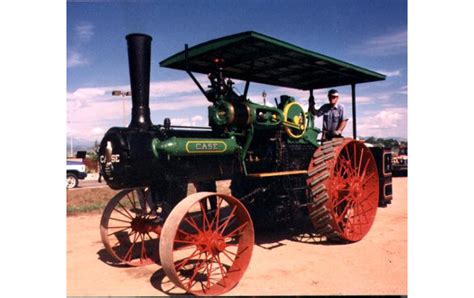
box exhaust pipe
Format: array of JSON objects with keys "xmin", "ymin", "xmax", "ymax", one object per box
[{"xmin": 126, "ymin": 33, "xmax": 153, "ymax": 129}]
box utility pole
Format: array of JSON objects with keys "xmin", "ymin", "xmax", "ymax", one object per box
[
  {"xmin": 112, "ymin": 90, "xmax": 131, "ymax": 126},
  {"xmin": 67, "ymin": 120, "xmax": 73, "ymax": 158}
]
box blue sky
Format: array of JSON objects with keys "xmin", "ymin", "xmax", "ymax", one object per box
[{"xmin": 67, "ymin": 0, "xmax": 407, "ymax": 143}]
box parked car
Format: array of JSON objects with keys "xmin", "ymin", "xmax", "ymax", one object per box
[
  {"xmin": 66, "ymin": 160, "xmax": 87, "ymax": 188},
  {"xmin": 392, "ymin": 146, "xmax": 408, "ymax": 176}
]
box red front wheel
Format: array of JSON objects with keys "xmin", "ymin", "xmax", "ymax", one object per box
[
  {"xmin": 159, "ymin": 192, "xmax": 254, "ymax": 295},
  {"xmin": 100, "ymin": 188, "xmax": 162, "ymax": 266}
]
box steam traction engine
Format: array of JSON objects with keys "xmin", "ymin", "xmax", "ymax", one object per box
[{"xmin": 98, "ymin": 32, "xmax": 386, "ymax": 295}]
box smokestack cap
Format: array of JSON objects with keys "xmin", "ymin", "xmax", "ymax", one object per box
[{"xmin": 126, "ymin": 33, "xmax": 153, "ymax": 41}]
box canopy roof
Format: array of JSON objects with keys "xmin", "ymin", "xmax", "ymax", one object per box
[{"xmin": 160, "ymin": 31, "xmax": 385, "ymax": 90}]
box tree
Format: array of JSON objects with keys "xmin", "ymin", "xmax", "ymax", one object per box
[{"xmin": 362, "ymin": 136, "xmax": 408, "ymax": 149}]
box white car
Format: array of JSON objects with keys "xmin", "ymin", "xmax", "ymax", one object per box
[{"xmin": 66, "ymin": 160, "xmax": 87, "ymax": 188}]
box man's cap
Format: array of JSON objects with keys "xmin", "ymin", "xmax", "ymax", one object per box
[{"xmin": 328, "ymin": 89, "xmax": 339, "ymax": 97}]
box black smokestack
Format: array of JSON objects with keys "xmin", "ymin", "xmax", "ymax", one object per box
[{"xmin": 126, "ymin": 33, "xmax": 153, "ymax": 129}]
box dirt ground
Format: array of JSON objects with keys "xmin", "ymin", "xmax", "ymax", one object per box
[{"xmin": 67, "ymin": 177, "xmax": 407, "ymax": 296}]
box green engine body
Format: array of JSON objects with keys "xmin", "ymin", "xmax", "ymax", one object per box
[{"xmin": 150, "ymin": 94, "xmax": 320, "ymax": 174}]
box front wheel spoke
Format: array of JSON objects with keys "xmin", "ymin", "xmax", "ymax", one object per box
[
  {"xmin": 115, "ymin": 202, "xmax": 134, "ymax": 219},
  {"xmin": 209, "ymin": 197, "xmax": 223, "ymax": 229},
  {"xmin": 221, "ymin": 250, "xmax": 235, "ymax": 264},
  {"xmin": 123, "ymin": 232, "xmax": 139, "ymax": 261},
  {"xmin": 199, "ymin": 201, "xmax": 210, "ymax": 231},
  {"xmin": 145, "ymin": 231, "xmax": 155, "ymax": 242},
  {"xmin": 107, "ymin": 225, "xmax": 132, "ymax": 230},
  {"xmin": 174, "ymin": 249, "xmax": 200, "ymax": 270},
  {"xmin": 107, "ymin": 226, "xmax": 131, "ymax": 236},
  {"xmin": 215, "ymin": 255, "xmax": 227, "ymax": 287},
  {"xmin": 112, "ymin": 230, "xmax": 135, "ymax": 248},
  {"xmin": 173, "ymin": 238, "xmax": 199, "ymax": 245},
  {"xmin": 141, "ymin": 233, "xmax": 150, "ymax": 261},
  {"xmin": 110, "ymin": 217, "xmax": 132, "ymax": 224},
  {"xmin": 236, "ymin": 245, "xmax": 250, "ymax": 257},
  {"xmin": 187, "ymin": 253, "xmax": 209, "ymax": 291},
  {"xmin": 139, "ymin": 234, "xmax": 146, "ymax": 261},
  {"xmin": 223, "ymin": 221, "xmax": 249, "ymax": 239},
  {"xmin": 205, "ymin": 256, "xmax": 213, "ymax": 289},
  {"xmin": 137, "ymin": 190, "xmax": 148, "ymax": 215},
  {"xmin": 217, "ymin": 205, "xmax": 237, "ymax": 234},
  {"xmin": 127, "ymin": 193, "xmax": 137, "ymax": 211},
  {"xmin": 184, "ymin": 216, "xmax": 202, "ymax": 234},
  {"xmin": 225, "ymin": 244, "xmax": 250, "ymax": 260}
]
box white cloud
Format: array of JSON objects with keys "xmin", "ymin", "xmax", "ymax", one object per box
[
  {"xmin": 67, "ymin": 50, "xmax": 89, "ymax": 68},
  {"xmin": 169, "ymin": 118, "xmax": 191, "ymax": 126},
  {"xmin": 191, "ymin": 115, "xmax": 204, "ymax": 123},
  {"xmin": 376, "ymin": 69, "xmax": 402, "ymax": 77},
  {"xmin": 67, "ymin": 78, "xmax": 212, "ymax": 140},
  {"xmin": 67, "ymin": 76, "xmax": 406, "ymax": 141},
  {"xmin": 397, "ymin": 85, "xmax": 408, "ymax": 95},
  {"xmin": 149, "ymin": 75, "xmax": 207, "ymax": 97},
  {"xmin": 91, "ymin": 127, "xmax": 104, "ymax": 135},
  {"xmin": 75, "ymin": 23, "xmax": 94, "ymax": 42},
  {"xmin": 357, "ymin": 107, "xmax": 407, "ymax": 138},
  {"xmin": 169, "ymin": 115, "xmax": 207, "ymax": 127},
  {"xmin": 150, "ymin": 94, "xmax": 209, "ymax": 111},
  {"xmin": 353, "ymin": 30, "xmax": 407, "ymax": 56},
  {"xmin": 269, "ymin": 87, "xmax": 375, "ymax": 105}
]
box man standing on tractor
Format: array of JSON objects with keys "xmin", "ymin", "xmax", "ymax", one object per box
[{"xmin": 308, "ymin": 89, "xmax": 349, "ymax": 141}]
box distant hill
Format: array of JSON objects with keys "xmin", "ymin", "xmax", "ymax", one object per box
[
  {"xmin": 66, "ymin": 138, "xmax": 96, "ymax": 154},
  {"xmin": 360, "ymin": 136, "xmax": 408, "ymax": 149},
  {"xmin": 359, "ymin": 136, "xmax": 407, "ymax": 142}
]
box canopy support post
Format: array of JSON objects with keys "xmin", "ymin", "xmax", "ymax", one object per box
[
  {"xmin": 243, "ymin": 59, "xmax": 254, "ymax": 100},
  {"xmin": 243, "ymin": 81, "xmax": 250, "ymax": 99},
  {"xmin": 184, "ymin": 44, "xmax": 208, "ymax": 100},
  {"xmin": 351, "ymin": 83, "xmax": 357, "ymax": 139}
]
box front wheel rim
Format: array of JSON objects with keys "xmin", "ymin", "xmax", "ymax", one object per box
[
  {"xmin": 160, "ymin": 192, "xmax": 254, "ymax": 295},
  {"xmin": 100, "ymin": 188, "xmax": 162, "ymax": 266}
]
